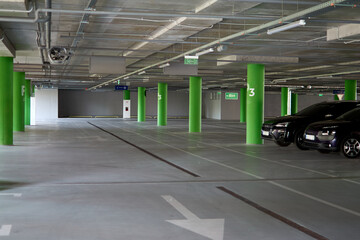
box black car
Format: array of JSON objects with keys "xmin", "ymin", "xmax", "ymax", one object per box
[
  {"xmin": 303, "ymin": 107, "xmax": 360, "ymax": 158},
  {"xmin": 261, "ymin": 101, "xmax": 360, "ymax": 150}
]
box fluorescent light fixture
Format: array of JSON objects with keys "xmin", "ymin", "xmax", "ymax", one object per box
[
  {"xmin": 123, "ymin": 0, "xmax": 218, "ymax": 56},
  {"xmin": 196, "ymin": 48, "xmax": 214, "ymax": 57},
  {"xmin": 288, "ymin": 65, "xmax": 331, "ymax": 72},
  {"xmin": 138, "ymin": 71, "xmax": 146, "ymax": 75},
  {"xmin": 195, "ymin": 0, "xmax": 218, "ymax": 13},
  {"xmin": 124, "ymin": 76, "xmax": 130, "ymax": 80},
  {"xmin": 158, "ymin": 63, "xmax": 170, "ymax": 68},
  {"xmin": 267, "ymin": 19, "xmax": 306, "ymax": 35}
]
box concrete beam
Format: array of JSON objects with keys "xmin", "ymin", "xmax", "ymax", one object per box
[
  {"xmin": 0, "ymin": 28, "xmax": 15, "ymax": 57},
  {"xmin": 217, "ymin": 55, "xmax": 299, "ymax": 66},
  {"xmin": 327, "ymin": 24, "xmax": 360, "ymax": 41}
]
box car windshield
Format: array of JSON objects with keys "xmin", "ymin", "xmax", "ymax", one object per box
[
  {"xmin": 337, "ymin": 108, "xmax": 360, "ymax": 121},
  {"xmin": 295, "ymin": 103, "xmax": 334, "ymax": 116}
]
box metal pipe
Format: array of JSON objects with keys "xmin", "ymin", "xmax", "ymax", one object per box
[
  {"xmin": 45, "ymin": 0, "xmax": 51, "ymax": 49},
  {"xmin": 0, "ymin": 4, "xmax": 34, "ymax": 13}
]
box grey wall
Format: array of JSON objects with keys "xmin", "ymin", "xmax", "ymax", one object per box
[
  {"xmin": 221, "ymin": 91, "xmax": 240, "ymax": 120},
  {"xmin": 58, "ymin": 90, "xmax": 189, "ymax": 117},
  {"xmin": 204, "ymin": 92, "xmax": 221, "ymax": 120},
  {"xmin": 35, "ymin": 89, "xmax": 58, "ymax": 121}
]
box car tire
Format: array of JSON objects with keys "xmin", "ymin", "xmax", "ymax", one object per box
[
  {"xmin": 317, "ymin": 149, "xmax": 331, "ymax": 154},
  {"xmin": 295, "ymin": 129, "xmax": 309, "ymax": 150},
  {"xmin": 341, "ymin": 136, "xmax": 360, "ymax": 158},
  {"xmin": 275, "ymin": 140, "xmax": 291, "ymax": 147}
]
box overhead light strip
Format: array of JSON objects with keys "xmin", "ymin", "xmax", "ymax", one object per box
[{"xmin": 267, "ymin": 19, "xmax": 306, "ymax": 35}]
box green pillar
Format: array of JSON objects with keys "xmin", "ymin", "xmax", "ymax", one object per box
[
  {"xmin": 123, "ymin": 90, "xmax": 130, "ymax": 100},
  {"xmin": 13, "ymin": 72, "xmax": 25, "ymax": 132},
  {"xmin": 157, "ymin": 83, "xmax": 168, "ymax": 126},
  {"xmin": 0, "ymin": 57, "xmax": 13, "ymax": 145},
  {"xmin": 281, "ymin": 87, "xmax": 289, "ymax": 116},
  {"xmin": 137, "ymin": 87, "xmax": 146, "ymax": 122},
  {"xmin": 291, "ymin": 93, "xmax": 298, "ymax": 115},
  {"xmin": 246, "ymin": 64, "xmax": 264, "ymax": 145},
  {"xmin": 189, "ymin": 76, "xmax": 202, "ymax": 133},
  {"xmin": 25, "ymin": 80, "xmax": 31, "ymax": 125},
  {"xmin": 344, "ymin": 80, "xmax": 357, "ymax": 100},
  {"xmin": 240, "ymin": 88, "xmax": 246, "ymax": 123}
]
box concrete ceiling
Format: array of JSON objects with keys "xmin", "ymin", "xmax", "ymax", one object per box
[{"xmin": 0, "ymin": 0, "xmax": 359, "ymax": 93}]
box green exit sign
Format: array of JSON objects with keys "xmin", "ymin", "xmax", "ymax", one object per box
[
  {"xmin": 184, "ymin": 56, "xmax": 199, "ymax": 65},
  {"xmin": 225, "ymin": 92, "xmax": 238, "ymax": 100}
]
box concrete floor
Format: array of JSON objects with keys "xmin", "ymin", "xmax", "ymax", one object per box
[{"xmin": 1, "ymin": 119, "xmax": 360, "ymax": 240}]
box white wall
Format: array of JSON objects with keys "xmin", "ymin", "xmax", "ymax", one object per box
[{"xmin": 35, "ymin": 89, "xmax": 58, "ymax": 121}]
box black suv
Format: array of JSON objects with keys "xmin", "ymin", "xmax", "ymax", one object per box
[
  {"xmin": 261, "ymin": 101, "xmax": 360, "ymax": 149},
  {"xmin": 303, "ymin": 107, "xmax": 360, "ymax": 158}
]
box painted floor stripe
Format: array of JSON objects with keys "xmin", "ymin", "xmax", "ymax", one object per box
[
  {"xmin": 217, "ymin": 186, "xmax": 329, "ymax": 240},
  {"xmin": 111, "ymin": 123, "xmax": 360, "ymax": 217},
  {"xmin": 88, "ymin": 122, "xmax": 200, "ymax": 178}
]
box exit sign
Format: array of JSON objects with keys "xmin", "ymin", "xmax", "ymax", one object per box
[
  {"xmin": 184, "ymin": 56, "xmax": 199, "ymax": 65},
  {"xmin": 225, "ymin": 92, "xmax": 238, "ymax": 100}
]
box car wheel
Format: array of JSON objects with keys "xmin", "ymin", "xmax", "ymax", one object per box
[
  {"xmin": 275, "ymin": 140, "xmax": 291, "ymax": 147},
  {"xmin": 295, "ymin": 129, "xmax": 309, "ymax": 150},
  {"xmin": 341, "ymin": 136, "xmax": 360, "ymax": 158},
  {"xmin": 317, "ymin": 149, "xmax": 331, "ymax": 154}
]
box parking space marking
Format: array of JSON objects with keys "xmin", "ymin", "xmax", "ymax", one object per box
[
  {"xmin": 0, "ymin": 193, "xmax": 22, "ymax": 197},
  {"xmin": 162, "ymin": 195, "xmax": 225, "ymax": 240},
  {"xmin": 0, "ymin": 193, "xmax": 21, "ymax": 237},
  {"xmin": 0, "ymin": 225, "xmax": 11, "ymax": 236},
  {"xmin": 217, "ymin": 186, "xmax": 329, "ymax": 240},
  {"xmin": 111, "ymin": 123, "xmax": 360, "ymax": 217},
  {"xmin": 88, "ymin": 122, "xmax": 200, "ymax": 177}
]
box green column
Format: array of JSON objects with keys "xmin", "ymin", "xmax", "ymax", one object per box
[
  {"xmin": 240, "ymin": 88, "xmax": 246, "ymax": 123},
  {"xmin": 246, "ymin": 64, "xmax": 264, "ymax": 145},
  {"xmin": 344, "ymin": 80, "xmax": 357, "ymax": 100},
  {"xmin": 0, "ymin": 57, "xmax": 13, "ymax": 145},
  {"xmin": 137, "ymin": 87, "xmax": 146, "ymax": 122},
  {"xmin": 25, "ymin": 80, "xmax": 31, "ymax": 125},
  {"xmin": 281, "ymin": 87, "xmax": 289, "ymax": 116},
  {"xmin": 123, "ymin": 90, "xmax": 130, "ymax": 100},
  {"xmin": 291, "ymin": 93, "xmax": 298, "ymax": 115},
  {"xmin": 157, "ymin": 83, "xmax": 168, "ymax": 126},
  {"xmin": 189, "ymin": 76, "xmax": 202, "ymax": 133},
  {"xmin": 13, "ymin": 72, "xmax": 25, "ymax": 132}
]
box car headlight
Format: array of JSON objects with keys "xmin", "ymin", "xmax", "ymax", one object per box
[
  {"xmin": 318, "ymin": 129, "xmax": 336, "ymax": 141},
  {"xmin": 275, "ymin": 122, "xmax": 290, "ymax": 127},
  {"xmin": 319, "ymin": 130, "xmax": 336, "ymax": 136}
]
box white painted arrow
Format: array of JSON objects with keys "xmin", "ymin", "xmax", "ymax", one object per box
[
  {"xmin": 162, "ymin": 195, "xmax": 224, "ymax": 240},
  {"xmin": 0, "ymin": 225, "xmax": 11, "ymax": 236}
]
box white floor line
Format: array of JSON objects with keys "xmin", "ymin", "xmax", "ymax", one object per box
[{"xmin": 104, "ymin": 121, "xmax": 360, "ymax": 217}]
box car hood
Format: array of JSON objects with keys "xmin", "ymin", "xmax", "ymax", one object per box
[
  {"xmin": 264, "ymin": 115, "xmax": 307, "ymax": 125},
  {"xmin": 306, "ymin": 119, "xmax": 351, "ymax": 131}
]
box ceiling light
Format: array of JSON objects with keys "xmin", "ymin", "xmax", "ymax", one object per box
[
  {"xmin": 138, "ymin": 71, "xmax": 146, "ymax": 75},
  {"xmin": 195, "ymin": 0, "xmax": 218, "ymax": 13},
  {"xmin": 196, "ymin": 48, "xmax": 214, "ymax": 57},
  {"xmin": 124, "ymin": 76, "xmax": 129, "ymax": 80},
  {"xmin": 267, "ymin": 19, "xmax": 306, "ymax": 35},
  {"xmin": 158, "ymin": 63, "xmax": 170, "ymax": 68},
  {"xmin": 216, "ymin": 45, "xmax": 227, "ymax": 52}
]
